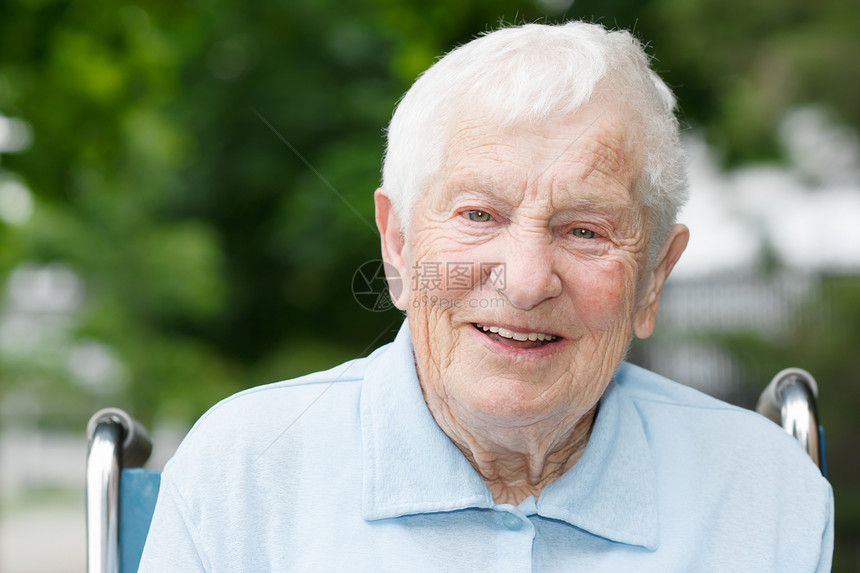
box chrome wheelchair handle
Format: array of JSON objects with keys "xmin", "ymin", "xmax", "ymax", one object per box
[
  {"xmin": 86, "ymin": 408, "xmax": 153, "ymax": 573},
  {"xmin": 756, "ymin": 368, "xmax": 822, "ymax": 471},
  {"xmin": 87, "ymin": 408, "xmax": 153, "ymax": 468}
]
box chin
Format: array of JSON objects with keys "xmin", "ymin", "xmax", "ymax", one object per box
[{"xmin": 457, "ymin": 375, "xmax": 564, "ymax": 426}]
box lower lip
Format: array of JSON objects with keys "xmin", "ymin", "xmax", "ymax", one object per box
[{"xmin": 469, "ymin": 324, "xmax": 566, "ymax": 357}]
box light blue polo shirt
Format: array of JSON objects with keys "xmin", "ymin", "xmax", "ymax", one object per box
[{"xmin": 139, "ymin": 321, "xmax": 833, "ymax": 572}]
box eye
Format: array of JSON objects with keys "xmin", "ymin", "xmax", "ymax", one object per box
[
  {"xmin": 464, "ymin": 210, "xmax": 492, "ymax": 222},
  {"xmin": 571, "ymin": 228, "xmax": 597, "ymax": 239}
]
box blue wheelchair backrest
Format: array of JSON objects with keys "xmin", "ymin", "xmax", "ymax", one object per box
[{"xmin": 119, "ymin": 468, "xmax": 161, "ymax": 573}]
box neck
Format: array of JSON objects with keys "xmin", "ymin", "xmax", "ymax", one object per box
[{"xmin": 423, "ymin": 390, "xmax": 598, "ymax": 505}]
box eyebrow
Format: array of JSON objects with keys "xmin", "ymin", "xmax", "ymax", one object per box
[
  {"xmin": 437, "ymin": 171, "xmax": 512, "ymax": 207},
  {"xmin": 439, "ymin": 182, "xmax": 633, "ymax": 229},
  {"xmin": 439, "ymin": 155, "xmax": 638, "ymax": 215},
  {"xmin": 555, "ymin": 191, "xmax": 633, "ymax": 212}
]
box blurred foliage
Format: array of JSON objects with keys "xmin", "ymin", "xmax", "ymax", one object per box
[
  {"xmin": 2, "ymin": 0, "xmax": 858, "ymax": 423},
  {"xmin": 1, "ymin": 0, "xmax": 859, "ymax": 568}
]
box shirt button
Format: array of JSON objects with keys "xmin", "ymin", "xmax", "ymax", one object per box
[{"xmin": 502, "ymin": 513, "xmax": 523, "ymax": 531}]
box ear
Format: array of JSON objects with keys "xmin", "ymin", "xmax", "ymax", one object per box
[
  {"xmin": 374, "ymin": 188, "xmax": 410, "ymax": 311},
  {"xmin": 633, "ymin": 224, "xmax": 689, "ymax": 339}
]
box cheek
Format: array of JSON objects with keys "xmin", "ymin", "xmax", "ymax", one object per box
[
  {"xmin": 408, "ymin": 237, "xmax": 485, "ymax": 301},
  {"xmin": 567, "ymin": 259, "xmax": 638, "ymax": 329},
  {"xmin": 405, "ymin": 250, "xmax": 468, "ymax": 359}
]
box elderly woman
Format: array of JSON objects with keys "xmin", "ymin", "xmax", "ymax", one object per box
[{"xmin": 140, "ymin": 22, "xmax": 833, "ymax": 571}]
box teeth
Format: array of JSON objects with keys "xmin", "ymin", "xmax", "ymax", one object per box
[{"xmin": 477, "ymin": 324, "xmax": 557, "ymax": 342}]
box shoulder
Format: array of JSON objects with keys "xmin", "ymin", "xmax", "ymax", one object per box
[
  {"xmin": 615, "ymin": 361, "xmax": 829, "ymax": 491},
  {"xmin": 615, "ymin": 361, "xmax": 747, "ymax": 411},
  {"xmin": 166, "ymin": 342, "xmax": 394, "ymax": 470},
  {"xmin": 197, "ymin": 357, "xmax": 366, "ymax": 426},
  {"xmin": 614, "ymin": 363, "xmax": 832, "ymax": 567},
  {"xmin": 616, "ymin": 361, "xmax": 791, "ymax": 436}
]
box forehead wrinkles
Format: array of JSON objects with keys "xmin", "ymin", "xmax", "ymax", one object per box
[
  {"xmin": 443, "ymin": 122, "xmax": 512, "ymax": 170},
  {"xmin": 542, "ymin": 126, "xmax": 640, "ymax": 203},
  {"xmin": 567, "ymin": 120, "xmax": 631, "ymax": 181},
  {"xmin": 432, "ymin": 108, "xmax": 642, "ymax": 209},
  {"xmin": 428, "ymin": 123, "xmax": 519, "ymax": 209}
]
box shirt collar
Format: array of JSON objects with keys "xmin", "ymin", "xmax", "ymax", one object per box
[
  {"xmin": 537, "ymin": 366, "xmax": 660, "ymax": 550},
  {"xmin": 360, "ymin": 321, "xmax": 659, "ymax": 550},
  {"xmin": 360, "ymin": 322, "xmax": 494, "ymax": 518}
]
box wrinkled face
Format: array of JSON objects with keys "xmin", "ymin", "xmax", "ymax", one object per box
[{"xmin": 378, "ymin": 99, "xmax": 683, "ymax": 428}]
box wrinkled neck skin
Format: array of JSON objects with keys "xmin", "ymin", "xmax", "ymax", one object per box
[{"xmin": 417, "ymin": 358, "xmax": 599, "ymax": 506}]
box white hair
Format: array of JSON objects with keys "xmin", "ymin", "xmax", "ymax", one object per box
[{"xmin": 381, "ymin": 21, "xmax": 689, "ymax": 264}]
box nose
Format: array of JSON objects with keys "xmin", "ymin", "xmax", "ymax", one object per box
[{"xmin": 490, "ymin": 231, "xmax": 562, "ymax": 310}]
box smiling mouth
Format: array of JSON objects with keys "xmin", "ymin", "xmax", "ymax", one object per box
[{"xmin": 473, "ymin": 323, "xmax": 561, "ymax": 349}]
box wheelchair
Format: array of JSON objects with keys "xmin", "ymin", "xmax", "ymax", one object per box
[
  {"xmin": 86, "ymin": 408, "xmax": 160, "ymax": 573},
  {"xmin": 84, "ymin": 367, "xmax": 827, "ymax": 573}
]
